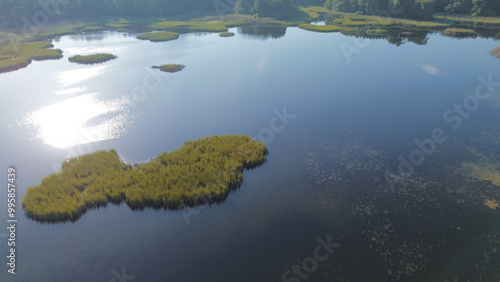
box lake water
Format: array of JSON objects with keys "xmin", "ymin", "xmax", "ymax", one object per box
[{"xmin": 1, "ymin": 26, "xmax": 500, "ymax": 281}]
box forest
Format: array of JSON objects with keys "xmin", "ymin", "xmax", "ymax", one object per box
[
  {"xmin": 1, "ymin": 0, "xmax": 499, "ymax": 28},
  {"xmin": 22, "ymin": 135, "xmax": 268, "ymax": 222}
]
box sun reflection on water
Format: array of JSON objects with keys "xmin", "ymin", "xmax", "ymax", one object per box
[
  {"xmin": 56, "ymin": 65, "xmax": 109, "ymax": 86},
  {"xmin": 20, "ymin": 93, "xmax": 134, "ymax": 149}
]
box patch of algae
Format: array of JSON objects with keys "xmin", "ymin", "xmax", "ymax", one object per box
[
  {"xmin": 463, "ymin": 162, "xmax": 500, "ymax": 186},
  {"xmin": 306, "ymin": 129, "xmax": 500, "ymax": 281},
  {"xmin": 484, "ymin": 199, "xmax": 499, "ymax": 210}
]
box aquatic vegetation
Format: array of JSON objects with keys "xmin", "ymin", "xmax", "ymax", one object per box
[
  {"xmin": 137, "ymin": 31, "xmax": 179, "ymax": 42},
  {"xmin": 219, "ymin": 32, "xmax": 235, "ymax": 37},
  {"xmin": 306, "ymin": 129, "xmax": 500, "ymax": 280},
  {"xmin": 484, "ymin": 199, "xmax": 499, "ymax": 210},
  {"xmin": 490, "ymin": 46, "xmax": 500, "ymax": 58},
  {"xmin": 0, "ymin": 41, "xmax": 62, "ymax": 73},
  {"xmin": 298, "ymin": 23, "xmax": 341, "ymax": 32},
  {"xmin": 68, "ymin": 53, "xmax": 117, "ymax": 65},
  {"xmin": 365, "ymin": 28, "xmax": 388, "ymax": 37},
  {"xmin": 22, "ymin": 135, "xmax": 268, "ymax": 222},
  {"xmin": 443, "ymin": 28, "xmax": 477, "ymax": 38},
  {"xmin": 463, "ymin": 162, "xmax": 500, "ymax": 186},
  {"xmin": 152, "ymin": 64, "xmax": 185, "ymax": 73}
]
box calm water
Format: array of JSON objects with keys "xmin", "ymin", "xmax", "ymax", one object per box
[{"xmin": 1, "ymin": 26, "xmax": 500, "ymax": 281}]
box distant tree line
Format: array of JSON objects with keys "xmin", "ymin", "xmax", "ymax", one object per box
[
  {"xmin": 0, "ymin": 0, "xmax": 499, "ymax": 27},
  {"xmin": 324, "ymin": 0, "xmax": 500, "ymax": 20}
]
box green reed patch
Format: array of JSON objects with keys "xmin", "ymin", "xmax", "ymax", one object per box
[
  {"xmin": 22, "ymin": 135, "xmax": 268, "ymax": 222},
  {"xmin": 68, "ymin": 53, "xmax": 117, "ymax": 65},
  {"xmin": 152, "ymin": 64, "xmax": 185, "ymax": 73},
  {"xmin": 219, "ymin": 32, "xmax": 235, "ymax": 37},
  {"xmin": 137, "ymin": 31, "xmax": 179, "ymax": 42}
]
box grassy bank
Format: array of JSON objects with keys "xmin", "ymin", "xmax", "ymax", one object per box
[
  {"xmin": 0, "ymin": 41, "xmax": 62, "ymax": 73},
  {"xmin": 22, "ymin": 135, "xmax": 268, "ymax": 222},
  {"xmin": 68, "ymin": 53, "xmax": 117, "ymax": 64},
  {"xmin": 152, "ymin": 64, "xmax": 185, "ymax": 73}
]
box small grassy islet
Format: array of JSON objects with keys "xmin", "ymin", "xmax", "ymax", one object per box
[
  {"xmin": 219, "ymin": 32, "xmax": 235, "ymax": 37},
  {"xmin": 137, "ymin": 31, "xmax": 179, "ymax": 42},
  {"xmin": 68, "ymin": 53, "xmax": 117, "ymax": 65},
  {"xmin": 152, "ymin": 64, "xmax": 185, "ymax": 73}
]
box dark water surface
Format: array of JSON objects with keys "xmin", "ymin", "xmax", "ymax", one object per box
[{"xmin": 1, "ymin": 27, "xmax": 500, "ymax": 281}]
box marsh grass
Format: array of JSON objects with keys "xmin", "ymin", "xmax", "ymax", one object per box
[
  {"xmin": 152, "ymin": 64, "xmax": 185, "ymax": 73},
  {"xmin": 0, "ymin": 41, "xmax": 62, "ymax": 73},
  {"xmin": 22, "ymin": 135, "xmax": 268, "ymax": 222},
  {"xmin": 298, "ymin": 23, "xmax": 341, "ymax": 32},
  {"xmin": 68, "ymin": 53, "xmax": 117, "ymax": 65},
  {"xmin": 137, "ymin": 31, "xmax": 179, "ymax": 42}
]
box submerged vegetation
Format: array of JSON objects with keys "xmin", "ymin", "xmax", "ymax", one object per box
[
  {"xmin": 0, "ymin": 41, "xmax": 62, "ymax": 73},
  {"xmin": 137, "ymin": 31, "xmax": 179, "ymax": 42},
  {"xmin": 68, "ymin": 53, "xmax": 117, "ymax": 65},
  {"xmin": 22, "ymin": 135, "xmax": 268, "ymax": 222},
  {"xmin": 152, "ymin": 64, "xmax": 185, "ymax": 73}
]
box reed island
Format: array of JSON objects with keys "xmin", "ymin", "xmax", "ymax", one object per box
[{"xmin": 22, "ymin": 135, "xmax": 268, "ymax": 222}]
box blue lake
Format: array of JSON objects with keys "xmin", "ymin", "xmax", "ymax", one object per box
[{"xmin": 1, "ymin": 26, "xmax": 500, "ymax": 281}]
